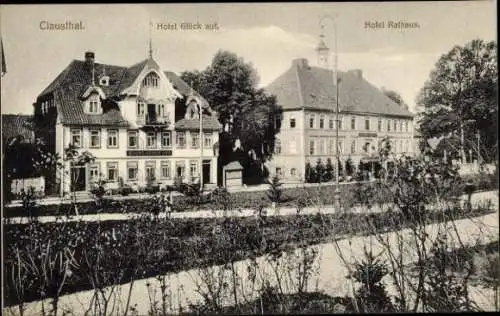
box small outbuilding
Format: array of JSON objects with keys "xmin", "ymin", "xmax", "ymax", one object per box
[{"xmin": 223, "ymin": 161, "xmax": 243, "ymax": 188}]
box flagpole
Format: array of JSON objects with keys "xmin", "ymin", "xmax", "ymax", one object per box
[
  {"xmin": 199, "ymin": 98, "xmax": 204, "ymax": 191},
  {"xmin": 321, "ymin": 14, "xmax": 341, "ymax": 211}
]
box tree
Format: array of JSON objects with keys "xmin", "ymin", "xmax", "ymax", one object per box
[
  {"xmin": 325, "ymin": 158, "xmax": 334, "ymax": 182},
  {"xmin": 382, "ymin": 88, "xmax": 409, "ymax": 110},
  {"xmin": 315, "ymin": 158, "xmax": 325, "ymax": 183},
  {"xmin": 180, "ymin": 51, "xmax": 282, "ymax": 171},
  {"xmin": 345, "ymin": 157, "xmax": 354, "ymax": 177},
  {"xmin": 416, "ymin": 39, "xmax": 497, "ymax": 163},
  {"xmin": 305, "ymin": 162, "xmax": 315, "ymax": 183}
]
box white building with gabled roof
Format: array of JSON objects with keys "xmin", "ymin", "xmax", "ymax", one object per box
[{"xmin": 34, "ymin": 51, "xmax": 221, "ymax": 195}]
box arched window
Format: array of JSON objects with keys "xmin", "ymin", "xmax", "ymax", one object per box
[{"xmin": 142, "ymin": 72, "xmax": 160, "ymax": 87}]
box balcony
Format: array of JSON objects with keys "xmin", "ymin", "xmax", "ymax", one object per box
[{"xmin": 136, "ymin": 114, "xmax": 171, "ymax": 129}]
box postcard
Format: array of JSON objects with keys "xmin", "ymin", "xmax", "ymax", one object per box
[{"xmin": 1, "ymin": 2, "xmax": 498, "ymax": 315}]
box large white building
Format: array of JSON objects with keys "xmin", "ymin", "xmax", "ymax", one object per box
[
  {"xmin": 34, "ymin": 51, "xmax": 221, "ymax": 195},
  {"xmin": 265, "ymin": 36, "xmax": 415, "ymax": 181}
]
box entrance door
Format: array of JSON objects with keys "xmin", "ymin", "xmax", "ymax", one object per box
[
  {"xmin": 70, "ymin": 166, "xmax": 86, "ymax": 191},
  {"xmin": 202, "ymin": 160, "xmax": 211, "ymax": 184}
]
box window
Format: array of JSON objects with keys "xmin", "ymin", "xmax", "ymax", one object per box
[
  {"xmin": 191, "ymin": 133, "xmax": 199, "ymax": 148},
  {"xmin": 351, "ymin": 117, "xmax": 356, "ymax": 130},
  {"xmin": 146, "ymin": 161, "xmax": 156, "ymax": 181},
  {"xmin": 319, "ymin": 116, "xmax": 324, "ymax": 129},
  {"xmin": 107, "ymin": 162, "xmax": 118, "ymax": 182},
  {"xmin": 71, "ymin": 129, "xmax": 82, "ymax": 148},
  {"xmin": 142, "ymin": 72, "xmax": 159, "ymax": 87},
  {"xmin": 365, "ymin": 119, "xmax": 370, "ymax": 130},
  {"xmin": 338, "ymin": 117, "xmax": 343, "ymax": 130},
  {"xmin": 290, "ymin": 117, "xmax": 296, "ymax": 128},
  {"xmin": 400, "ymin": 121, "xmax": 403, "ymax": 132},
  {"xmin": 378, "ymin": 120, "xmax": 382, "ymax": 132},
  {"xmin": 405, "ymin": 121, "xmax": 409, "ymax": 132},
  {"xmin": 90, "ymin": 129, "xmax": 101, "ymax": 148},
  {"xmin": 338, "ymin": 140, "xmax": 343, "ymax": 154},
  {"xmin": 158, "ymin": 104, "xmax": 165, "ymax": 117},
  {"xmin": 275, "ymin": 140, "xmax": 282, "ymax": 154},
  {"xmin": 89, "ymin": 100, "xmax": 99, "ymax": 113},
  {"xmin": 321, "ymin": 138, "xmax": 327, "ymax": 155},
  {"xmin": 128, "ymin": 131, "xmax": 138, "ymax": 148},
  {"xmin": 329, "ymin": 118, "xmax": 334, "ymax": 129},
  {"xmin": 351, "ymin": 140, "xmax": 356, "ymax": 154},
  {"xmin": 276, "ymin": 167, "xmax": 282, "ymax": 177},
  {"xmin": 147, "ymin": 132, "xmax": 157, "ymax": 148},
  {"xmin": 309, "ymin": 115, "xmax": 315, "ymax": 129},
  {"xmin": 189, "ymin": 160, "xmax": 198, "ymax": 177},
  {"xmin": 363, "ymin": 142, "xmax": 370, "ymax": 153},
  {"xmin": 388, "ymin": 120, "xmax": 391, "ymax": 132},
  {"xmin": 176, "ymin": 132, "xmax": 186, "ymax": 148},
  {"xmin": 89, "ymin": 164, "xmax": 100, "ymax": 182},
  {"xmin": 137, "ymin": 101, "xmax": 145, "ymax": 117},
  {"xmin": 393, "ymin": 120, "xmax": 397, "ymax": 131},
  {"xmin": 107, "ymin": 129, "xmax": 118, "ymax": 148},
  {"xmin": 309, "ymin": 139, "xmax": 315, "ymax": 155},
  {"xmin": 275, "ymin": 115, "xmax": 281, "ymax": 129},
  {"xmin": 330, "ymin": 139, "xmax": 335, "ymax": 155},
  {"xmin": 127, "ymin": 161, "xmax": 138, "ymax": 180},
  {"xmin": 161, "ymin": 161, "xmax": 171, "ymax": 179},
  {"xmin": 176, "ymin": 161, "xmax": 186, "ymax": 178},
  {"xmin": 290, "ymin": 168, "xmax": 297, "ymax": 176},
  {"xmin": 161, "ymin": 131, "xmax": 171, "ymax": 148},
  {"xmin": 99, "ymin": 76, "xmax": 109, "ymax": 86},
  {"xmin": 204, "ymin": 133, "xmax": 212, "ymax": 147},
  {"xmin": 289, "ymin": 140, "xmax": 297, "ymax": 154}
]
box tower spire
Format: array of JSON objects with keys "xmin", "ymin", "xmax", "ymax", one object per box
[{"xmin": 316, "ymin": 22, "xmax": 330, "ymax": 68}]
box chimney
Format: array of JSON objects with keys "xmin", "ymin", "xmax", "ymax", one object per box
[
  {"xmin": 348, "ymin": 69, "xmax": 363, "ymax": 79},
  {"xmin": 85, "ymin": 51, "xmax": 95, "ymax": 64},
  {"xmin": 292, "ymin": 58, "xmax": 309, "ymax": 70}
]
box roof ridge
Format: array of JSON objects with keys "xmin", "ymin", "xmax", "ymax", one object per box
[{"xmin": 38, "ymin": 59, "xmax": 77, "ymax": 97}]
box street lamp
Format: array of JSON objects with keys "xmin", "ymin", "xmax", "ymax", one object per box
[
  {"xmin": 320, "ymin": 14, "xmax": 341, "ymax": 211},
  {"xmin": 476, "ymin": 131, "xmax": 481, "ymax": 165}
]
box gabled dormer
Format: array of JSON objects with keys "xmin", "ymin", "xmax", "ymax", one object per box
[
  {"xmin": 185, "ymin": 95, "xmax": 201, "ymax": 120},
  {"xmin": 81, "ymin": 86, "xmax": 106, "ymax": 114}
]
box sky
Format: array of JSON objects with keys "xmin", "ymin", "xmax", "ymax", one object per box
[{"xmin": 0, "ymin": 2, "xmax": 496, "ymax": 115}]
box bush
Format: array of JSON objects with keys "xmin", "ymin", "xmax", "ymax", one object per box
[
  {"xmin": 346, "ymin": 247, "xmax": 394, "ymax": 313},
  {"xmin": 119, "ymin": 185, "xmax": 133, "ymax": 196},
  {"xmin": 267, "ymin": 175, "xmax": 282, "ymax": 204}
]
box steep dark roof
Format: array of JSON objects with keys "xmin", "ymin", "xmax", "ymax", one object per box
[
  {"xmin": 37, "ymin": 56, "xmax": 216, "ymax": 127},
  {"xmin": 266, "ymin": 59, "xmax": 414, "ymax": 118},
  {"xmin": 175, "ymin": 115, "xmax": 222, "ymax": 131},
  {"xmin": 164, "ymin": 71, "xmax": 210, "ymax": 108},
  {"xmin": 2, "ymin": 114, "xmax": 34, "ymax": 143}
]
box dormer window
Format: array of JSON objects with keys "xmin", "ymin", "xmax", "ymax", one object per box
[
  {"xmin": 99, "ymin": 76, "xmax": 110, "ymax": 86},
  {"xmin": 186, "ymin": 100, "xmax": 200, "ymax": 120},
  {"xmin": 89, "ymin": 101, "xmax": 99, "ymax": 113},
  {"xmin": 142, "ymin": 72, "xmax": 159, "ymax": 87},
  {"xmin": 86, "ymin": 93, "xmax": 101, "ymax": 114}
]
